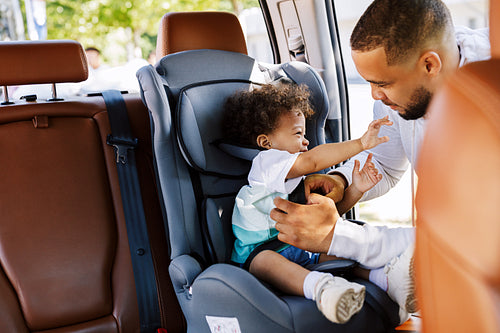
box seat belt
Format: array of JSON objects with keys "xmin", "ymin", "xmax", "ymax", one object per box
[{"xmin": 102, "ymin": 90, "xmax": 162, "ymax": 333}]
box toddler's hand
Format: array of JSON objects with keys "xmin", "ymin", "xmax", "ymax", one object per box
[
  {"xmin": 352, "ymin": 153, "xmax": 382, "ymax": 193},
  {"xmin": 360, "ymin": 116, "xmax": 392, "ymax": 150}
]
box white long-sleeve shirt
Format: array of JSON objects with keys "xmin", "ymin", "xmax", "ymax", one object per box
[
  {"xmin": 326, "ymin": 27, "xmax": 490, "ymax": 268},
  {"xmin": 333, "ymin": 26, "xmax": 491, "ymax": 201}
]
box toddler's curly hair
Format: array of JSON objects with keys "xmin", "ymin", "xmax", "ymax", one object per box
[{"xmin": 222, "ymin": 83, "xmax": 314, "ymax": 147}]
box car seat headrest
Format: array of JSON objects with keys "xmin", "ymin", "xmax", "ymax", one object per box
[
  {"xmin": 151, "ymin": 49, "xmax": 329, "ymax": 177},
  {"xmin": 0, "ymin": 40, "xmax": 88, "ymax": 86},
  {"xmin": 156, "ymin": 49, "xmax": 264, "ymax": 90},
  {"xmin": 176, "ymin": 80, "xmax": 259, "ymax": 178},
  {"xmin": 156, "ymin": 11, "xmax": 248, "ymax": 58}
]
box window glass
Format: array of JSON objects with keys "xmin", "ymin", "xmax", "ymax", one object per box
[
  {"xmin": 238, "ymin": 7, "xmax": 274, "ymax": 63},
  {"xmin": 0, "ymin": 1, "xmax": 272, "ymax": 99},
  {"xmin": 334, "ymin": 0, "xmax": 488, "ymax": 226}
]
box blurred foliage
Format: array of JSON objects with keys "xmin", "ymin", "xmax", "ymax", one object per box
[{"xmin": 24, "ymin": 0, "xmax": 259, "ymax": 64}]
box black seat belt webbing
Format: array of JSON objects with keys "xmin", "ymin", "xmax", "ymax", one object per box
[{"xmin": 102, "ymin": 90, "xmax": 161, "ymax": 332}]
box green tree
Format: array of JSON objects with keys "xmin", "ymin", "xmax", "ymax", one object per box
[{"xmin": 43, "ymin": 0, "xmax": 258, "ymax": 64}]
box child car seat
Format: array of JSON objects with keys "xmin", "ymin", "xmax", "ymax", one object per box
[{"xmin": 136, "ymin": 11, "xmax": 400, "ymax": 333}]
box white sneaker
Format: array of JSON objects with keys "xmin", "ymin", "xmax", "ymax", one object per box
[
  {"xmin": 384, "ymin": 244, "xmax": 418, "ymax": 313},
  {"xmin": 313, "ymin": 274, "xmax": 365, "ymax": 324}
]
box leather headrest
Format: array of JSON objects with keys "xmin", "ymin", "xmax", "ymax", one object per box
[
  {"xmin": 0, "ymin": 40, "xmax": 88, "ymax": 86},
  {"xmin": 156, "ymin": 11, "xmax": 248, "ymax": 58}
]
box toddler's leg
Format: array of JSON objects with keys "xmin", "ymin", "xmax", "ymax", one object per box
[
  {"xmin": 313, "ymin": 273, "xmax": 365, "ymax": 324},
  {"xmin": 249, "ymin": 250, "xmax": 309, "ymax": 296},
  {"xmin": 249, "ymin": 250, "xmax": 365, "ymax": 324},
  {"xmin": 328, "ymin": 218, "xmax": 415, "ymax": 269}
]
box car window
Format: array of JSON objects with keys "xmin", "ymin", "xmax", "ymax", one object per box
[
  {"xmin": 0, "ymin": 2, "xmax": 272, "ymax": 99},
  {"xmin": 238, "ymin": 7, "xmax": 274, "ymax": 63}
]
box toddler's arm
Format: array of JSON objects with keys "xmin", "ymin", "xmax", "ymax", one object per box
[
  {"xmin": 336, "ymin": 153, "xmax": 381, "ymax": 215},
  {"xmin": 287, "ymin": 117, "xmax": 392, "ymax": 179}
]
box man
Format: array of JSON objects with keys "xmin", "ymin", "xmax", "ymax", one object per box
[
  {"xmin": 270, "ymin": 0, "xmax": 490, "ymax": 316},
  {"xmin": 85, "ymin": 47, "xmax": 107, "ymax": 71}
]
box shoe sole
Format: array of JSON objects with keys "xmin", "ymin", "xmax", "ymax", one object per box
[
  {"xmin": 336, "ymin": 287, "xmax": 366, "ymax": 324},
  {"xmin": 405, "ymin": 256, "xmax": 419, "ymax": 313}
]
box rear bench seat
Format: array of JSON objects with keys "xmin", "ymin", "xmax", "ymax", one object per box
[{"xmin": 0, "ymin": 40, "xmax": 184, "ymax": 332}]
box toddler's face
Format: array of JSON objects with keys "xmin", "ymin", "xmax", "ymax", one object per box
[{"xmin": 267, "ymin": 110, "xmax": 309, "ymax": 154}]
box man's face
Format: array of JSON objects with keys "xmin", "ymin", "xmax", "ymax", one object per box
[
  {"xmin": 352, "ymin": 47, "xmax": 432, "ymax": 120},
  {"xmin": 85, "ymin": 50, "xmax": 101, "ymax": 70}
]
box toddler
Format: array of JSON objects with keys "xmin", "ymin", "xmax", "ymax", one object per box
[{"xmin": 223, "ymin": 83, "xmax": 392, "ymax": 323}]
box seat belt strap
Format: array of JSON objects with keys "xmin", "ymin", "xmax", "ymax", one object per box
[{"xmin": 102, "ymin": 90, "xmax": 161, "ymax": 332}]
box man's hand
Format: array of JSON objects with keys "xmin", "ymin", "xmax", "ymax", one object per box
[
  {"xmin": 304, "ymin": 173, "xmax": 347, "ymax": 203},
  {"xmin": 271, "ymin": 194, "xmax": 340, "ymax": 253}
]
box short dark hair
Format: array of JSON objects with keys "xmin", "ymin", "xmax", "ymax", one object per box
[
  {"xmin": 350, "ymin": 0, "xmax": 453, "ymax": 65},
  {"xmin": 222, "ymin": 83, "xmax": 314, "ymax": 147},
  {"xmin": 85, "ymin": 47, "xmax": 100, "ymax": 53}
]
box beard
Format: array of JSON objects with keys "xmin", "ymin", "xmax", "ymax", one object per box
[{"xmin": 398, "ymin": 86, "xmax": 432, "ymax": 120}]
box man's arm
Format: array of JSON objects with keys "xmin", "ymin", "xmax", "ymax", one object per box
[{"xmin": 272, "ymin": 194, "xmax": 415, "ymax": 267}]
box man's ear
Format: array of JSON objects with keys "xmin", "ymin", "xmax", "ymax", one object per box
[
  {"xmin": 419, "ymin": 51, "xmax": 442, "ymax": 77},
  {"xmin": 256, "ymin": 134, "xmax": 272, "ymax": 149}
]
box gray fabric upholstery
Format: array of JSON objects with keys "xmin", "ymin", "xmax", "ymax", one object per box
[
  {"xmin": 137, "ymin": 49, "xmax": 400, "ymax": 332},
  {"xmin": 177, "ymin": 81, "xmax": 255, "ymax": 176}
]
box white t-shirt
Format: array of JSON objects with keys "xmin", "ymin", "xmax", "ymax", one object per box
[{"xmin": 231, "ymin": 149, "xmax": 302, "ymax": 263}]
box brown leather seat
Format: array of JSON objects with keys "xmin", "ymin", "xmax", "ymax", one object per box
[
  {"xmin": 0, "ymin": 40, "xmax": 184, "ymax": 332},
  {"xmin": 156, "ymin": 11, "xmax": 247, "ymax": 58},
  {"xmin": 415, "ymin": 1, "xmax": 500, "ymax": 332}
]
